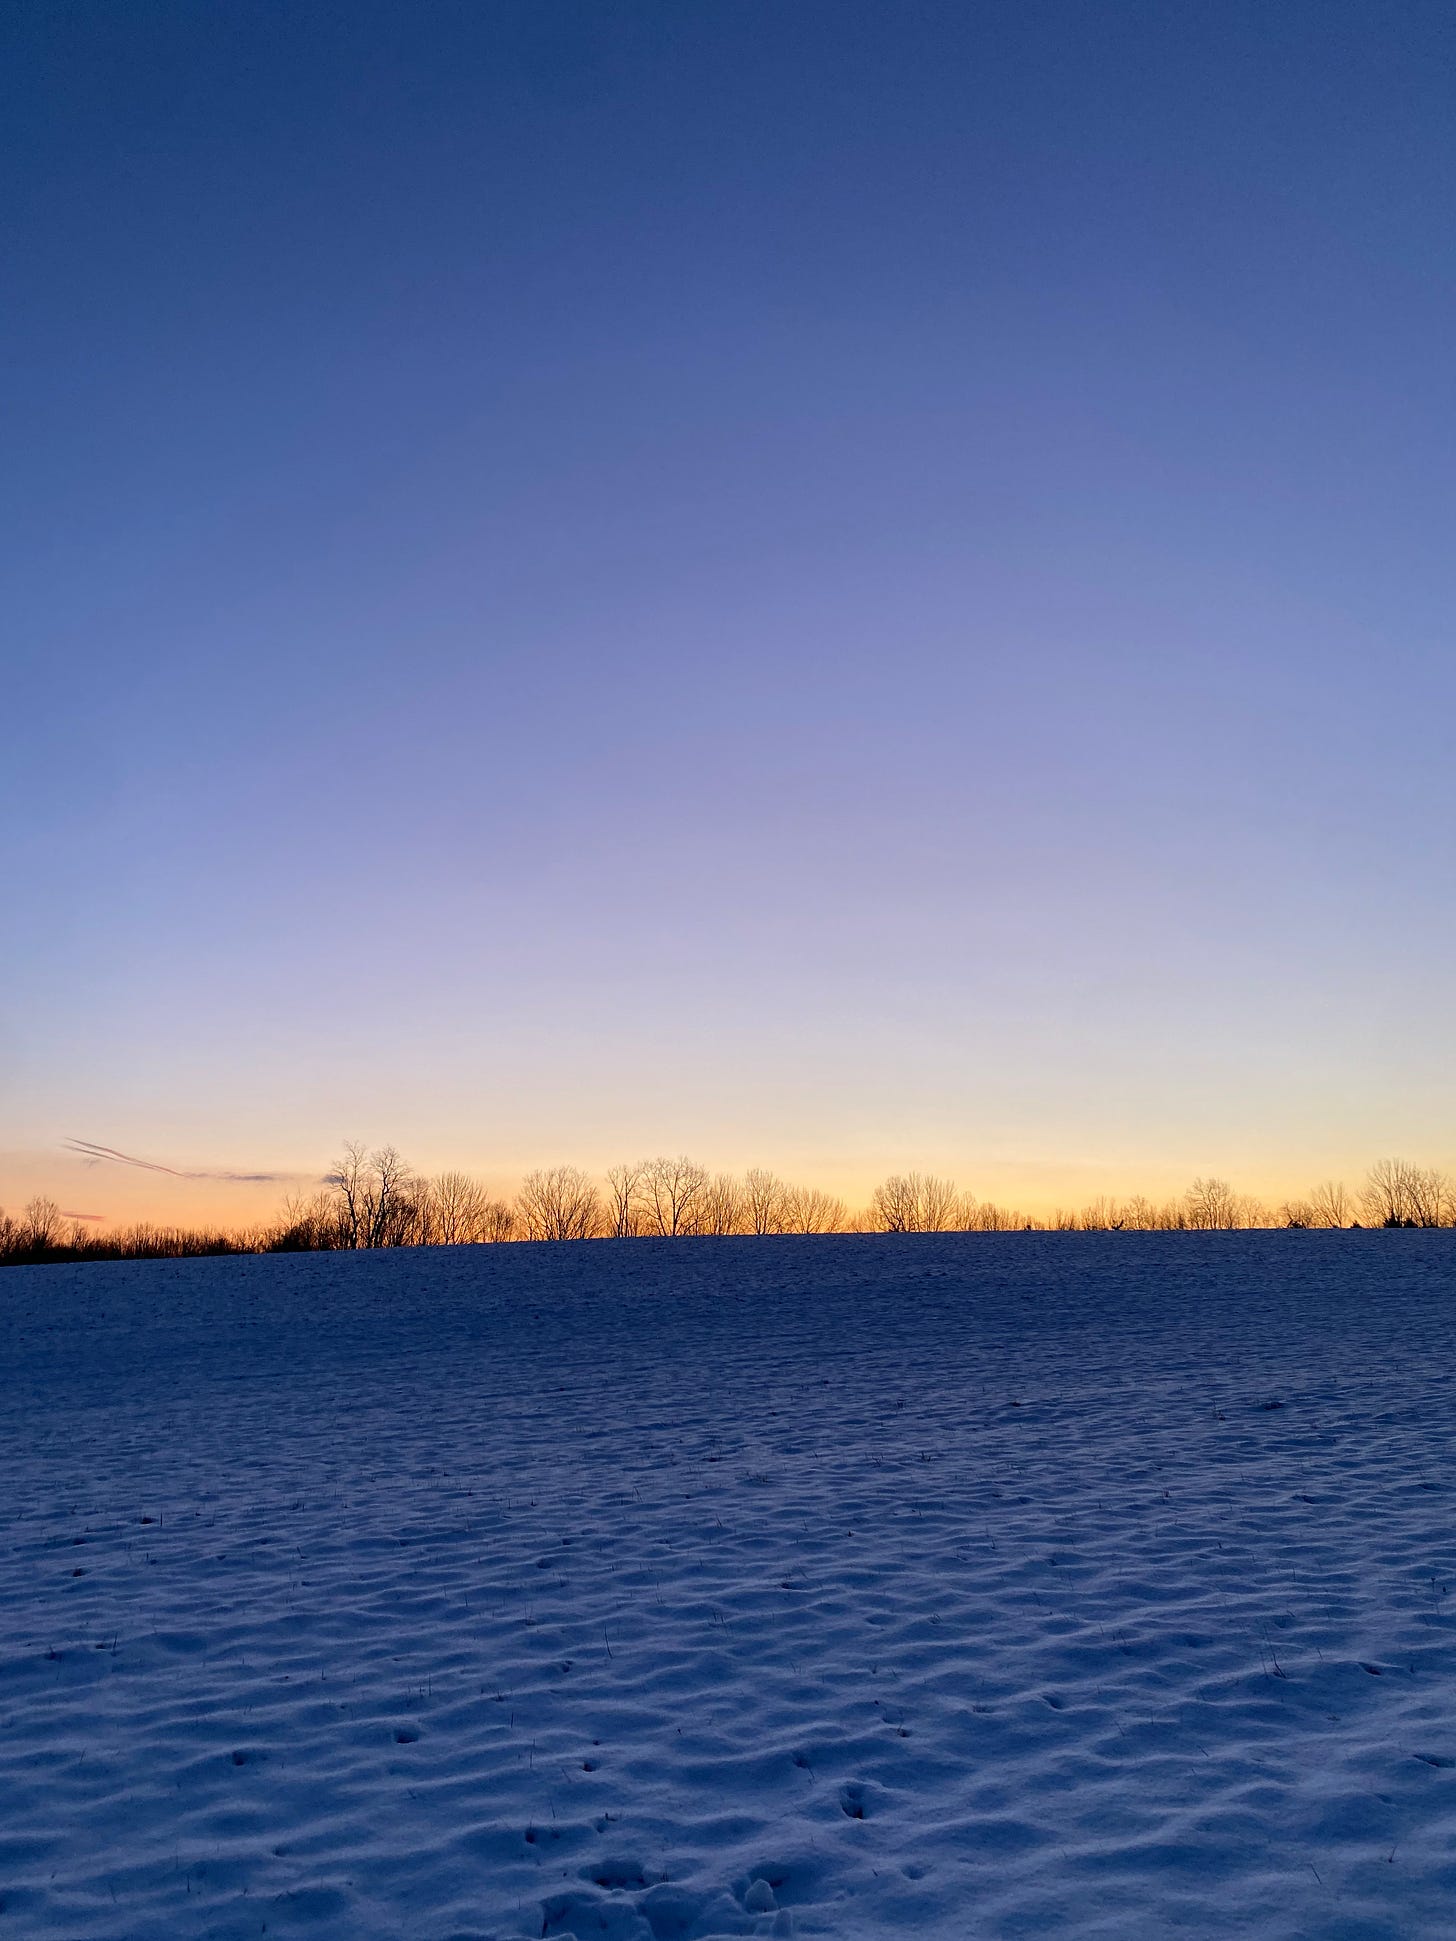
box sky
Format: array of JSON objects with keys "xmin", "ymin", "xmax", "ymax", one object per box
[{"xmin": 4, "ymin": 0, "xmax": 1455, "ymax": 1227}]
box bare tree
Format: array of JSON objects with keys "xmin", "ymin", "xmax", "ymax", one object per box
[
  {"xmin": 1411, "ymin": 1167, "xmax": 1454, "ymax": 1228},
  {"xmin": 1364, "ymin": 1158, "xmax": 1430, "ymax": 1227},
  {"xmin": 1279, "ymin": 1198, "xmax": 1316, "ymax": 1229},
  {"xmin": 923, "ymin": 1175, "xmax": 969, "ymax": 1230},
  {"xmin": 1078, "ymin": 1197, "xmax": 1126, "ymax": 1232},
  {"xmin": 1364, "ymin": 1158, "xmax": 1455, "ymax": 1228},
  {"xmin": 428, "ymin": 1172, "xmax": 492, "ymax": 1245},
  {"xmin": 782, "ymin": 1185, "xmax": 847, "ymax": 1234},
  {"xmin": 643, "ymin": 1155, "xmax": 709, "ymax": 1238},
  {"xmin": 869, "ymin": 1173, "xmax": 967, "ymax": 1233},
  {"xmin": 480, "ymin": 1199, "xmax": 517, "ymax": 1243},
  {"xmin": 605, "ymin": 1161, "xmax": 649, "ymax": 1239},
  {"xmin": 369, "ymin": 1147, "xmax": 415, "ymax": 1246},
  {"xmin": 23, "ymin": 1196, "xmax": 61, "ymax": 1250},
  {"xmin": 517, "ymin": 1166, "xmax": 602, "ymax": 1241},
  {"xmin": 697, "ymin": 1172, "xmax": 744, "ymax": 1236},
  {"xmin": 1308, "ymin": 1179, "xmax": 1351, "ymax": 1229},
  {"xmin": 1363, "ymin": 1158, "xmax": 1411, "ymax": 1227},
  {"xmin": 973, "ymin": 1200, "xmax": 1024, "ymax": 1231},
  {"xmin": 331, "ymin": 1141, "xmax": 369, "ymax": 1248},
  {"xmin": 327, "ymin": 1142, "xmax": 420, "ymax": 1247},
  {"xmin": 1184, "ymin": 1177, "xmax": 1239, "ymax": 1231},
  {"xmin": 869, "ymin": 1174, "xmax": 917, "ymax": 1232},
  {"xmin": 267, "ymin": 1189, "xmax": 346, "ymax": 1251},
  {"xmin": 743, "ymin": 1168, "xmax": 790, "ymax": 1235}
]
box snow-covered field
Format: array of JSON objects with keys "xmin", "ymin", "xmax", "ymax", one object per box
[{"xmin": 3, "ymin": 1234, "xmax": 1456, "ymax": 1939}]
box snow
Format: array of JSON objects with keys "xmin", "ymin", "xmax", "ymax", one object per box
[{"xmin": 2, "ymin": 1231, "xmax": 1456, "ymax": 1939}]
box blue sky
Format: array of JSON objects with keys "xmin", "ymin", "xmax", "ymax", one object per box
[{"xmin": 4, "ymin": 1, "xmax": 1454, "ymax": 1222}]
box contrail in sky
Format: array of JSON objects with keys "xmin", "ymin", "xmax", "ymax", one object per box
[{"xmin": 62, "ymin": 1138, "xmax": 303, "ymax": 1184}]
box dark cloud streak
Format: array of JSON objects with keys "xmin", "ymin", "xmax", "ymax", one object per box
[{"xmin": 63, "ymin": 1138, "xmax": 302, "ymax": 1185}]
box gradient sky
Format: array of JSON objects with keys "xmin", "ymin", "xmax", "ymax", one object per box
[{"xmin": 5, "ymin": 1, "xmax": 1455, "ymax": 1226}]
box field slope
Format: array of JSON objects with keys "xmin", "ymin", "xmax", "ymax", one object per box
[{"xmin": 2, "ymin": 1233, "xmax": 1455, "ymax": 1938}]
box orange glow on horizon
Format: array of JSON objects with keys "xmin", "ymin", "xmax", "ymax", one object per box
[{"xmin": 8, "ymin": 1140, "xmax": 1451, "ymax": 1238}]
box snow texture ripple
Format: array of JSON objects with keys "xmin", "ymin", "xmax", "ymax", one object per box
[{"xmin": 2, "ymin": 1232, "xmax": 1456, "ymax": 1938}]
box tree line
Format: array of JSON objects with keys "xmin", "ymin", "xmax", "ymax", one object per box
[{"xmin": 2, "ymin": 1148, "xmax": 1454, "ymax": 1267}]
